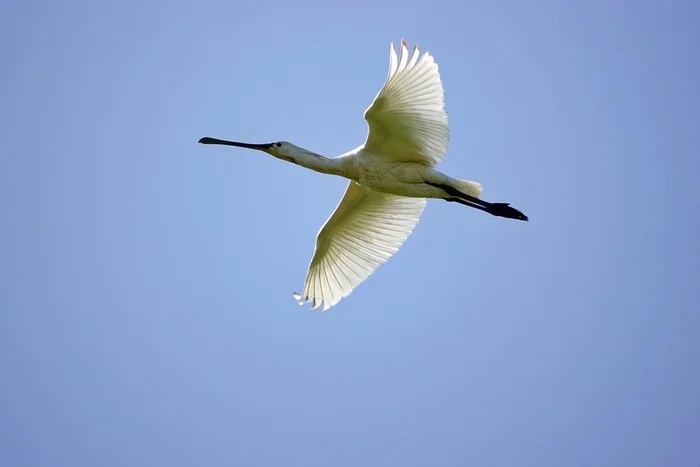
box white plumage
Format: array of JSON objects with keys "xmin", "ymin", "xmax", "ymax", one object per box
[
  {"xmin": 199, "ymin": 39, "xmax": 528, "ymax": 312},
  {"xmin": 293, "ymin": 182, "xmax": 426, "ymax": 311},
  {"xmin": 364, "ymin": 40, "xmax": 448, "ymax": 167}
]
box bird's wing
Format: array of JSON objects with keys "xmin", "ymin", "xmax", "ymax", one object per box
[
  {"xmin": 294, "ymin": 181, "xmax": 426, "ymax": 311},
  {"xmin": 363, "ymin": 39, "xmax": 449, "ymax": 167}
]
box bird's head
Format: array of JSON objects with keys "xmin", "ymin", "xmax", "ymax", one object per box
[
  {"xmin": 266, "ymin": 141, "xmax": 301, "ymax": 162},
  {"xmin": 198, "ymin": 137, "xmax": 301, "ymax": 163}
]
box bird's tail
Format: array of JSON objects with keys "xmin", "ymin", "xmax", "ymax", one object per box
[{"xmin": 451, "ymin": 179, "xmax": 483, "ymax": 198}]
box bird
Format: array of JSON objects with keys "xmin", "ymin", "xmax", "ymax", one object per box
[{"xmin": 199, "ymin": 39, "xmax": 528, "ymax": 312}]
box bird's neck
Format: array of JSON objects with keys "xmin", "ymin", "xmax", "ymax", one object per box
[{"xmin": 289, "ymin": 148, "xmax": 346, "ymax": 177}]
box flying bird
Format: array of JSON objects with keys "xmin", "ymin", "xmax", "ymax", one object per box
[{"xmin": 199, "ymin": 39, "xmax": 528, "ymax": 312}]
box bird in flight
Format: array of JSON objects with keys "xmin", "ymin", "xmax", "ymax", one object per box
[{"xmin": 199, "ymin": 39, "xmax": 528, "ymax": 312}]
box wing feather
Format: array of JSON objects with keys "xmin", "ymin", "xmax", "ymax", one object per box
[
  {"xmin": 294, "ymin": 181, "xmax": 426, "ymax": 311},
  {"xmin": 363, "ymin": 39, "xmax": 449, "ymax": 166}
]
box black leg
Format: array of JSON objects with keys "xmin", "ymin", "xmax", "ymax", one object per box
[
  {"xmin": 446, "ymin": 197, "xmax": 490, "ymax": 213},
  {"xmin": 426, "ymin": 181, "xmax": 529, "ymax": 222}
]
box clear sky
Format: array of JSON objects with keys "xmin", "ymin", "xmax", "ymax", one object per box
[{"xmin": 1, "ymin": 1, "xmax": 699, "ymax": 466}]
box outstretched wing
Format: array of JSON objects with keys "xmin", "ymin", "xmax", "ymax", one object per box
[
  {"xmin": 363, "ymin": 39, "xmax": 449, "ymax": 167},
  {"xmin": 294, "ymin": 181, "xmax": 426, "ymax": 311}
]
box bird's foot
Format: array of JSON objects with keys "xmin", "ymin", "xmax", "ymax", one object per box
[{"xmin": 488, "ymin": 203, "xmax": 529, "ymax": 221}]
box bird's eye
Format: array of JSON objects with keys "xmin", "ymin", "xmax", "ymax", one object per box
[{"xmin": 275, "ymin": 143, "xmax": 282, "ymax": 148}]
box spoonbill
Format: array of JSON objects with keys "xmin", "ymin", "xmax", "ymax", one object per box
[{"xmin": 199, "ymin": 39, "xmax": 528, "ymax": 312}]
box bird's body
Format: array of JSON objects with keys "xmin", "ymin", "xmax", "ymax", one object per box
[
  {"xmin": 294, "ymin": 145, "xmax": 451, "ymax": 199},
  {"xmin": 352, "ymin": 154, "xmax": 441, "ymax": 198},
  {"xmin": 199, "ymin": 39, "xmax": 528, "ymax": 311}
]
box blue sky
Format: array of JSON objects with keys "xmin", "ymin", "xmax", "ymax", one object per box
[{"xmin": 1, "ymin": 1, "xmax": 699, "ymax": 466}]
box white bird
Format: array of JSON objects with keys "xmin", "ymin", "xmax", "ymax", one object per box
[{"xmin": 199, "ymin": 39, "xmax": 528, "ymax": 312}]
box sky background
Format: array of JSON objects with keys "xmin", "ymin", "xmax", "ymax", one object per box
[{"xmin": 1, "ymin": 1, "xmax": 699, "ymax": 466}]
